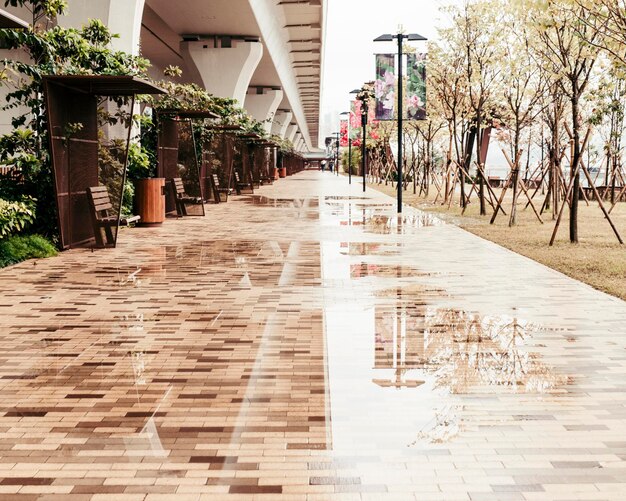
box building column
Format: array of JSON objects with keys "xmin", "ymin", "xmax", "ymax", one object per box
[
  {"xmin": 61, "ymin": 0, "xmax": 145, "ymax": 55},
  {"xmin": 286, "ymin": 125, "xmax": 298, "ymax": 144},
  {"xmin": 244, "ymin": 87, "xmax": 283, "ymax": 135},
  {"xmin": 181, "ymin": 37, "xmax": 263, "ymax": 106},
  {"xmin": 294, "ymin": 132, "xmax": 303, "ymax": 150},
  {"xmin": 271, "ymin": 110, "xmax": 293, "ymax": 138}
]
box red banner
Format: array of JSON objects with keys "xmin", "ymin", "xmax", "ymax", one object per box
[{"xmin": 340, "ymin": 119, "xmax": 349, "ymax": 147}]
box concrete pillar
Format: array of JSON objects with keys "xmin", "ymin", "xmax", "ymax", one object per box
[
  {"xmin": 294, "ymin": 132, "xmax": 303, "ymax": 150},
  {"xmin": 271, "ymin": 110, "xmax": 293, "ymax": 138},
  {"xmin": 61, "ymin": 0, "xmax": 145, "ymax": 55},
  {"xmin": 181, "ymin": 38, "xmax": 263, "ymax": 106},
  {"xmin": 244, "ymin": 87, "xmax": 283, "ymax": 135},
  {"xmin": 286, "ymin": 125, "xmax": 298, "ymax": 143}
]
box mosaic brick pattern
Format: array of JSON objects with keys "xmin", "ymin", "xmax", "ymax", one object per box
[{"xmin": 1, "ymin": 170, "xmax": 626, "ymax": 500}]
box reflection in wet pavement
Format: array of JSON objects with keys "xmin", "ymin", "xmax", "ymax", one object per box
[
  {"xmin": 365, "ymin": 213, "xmax": 443, "ymax": 234},
  {"xmin": 0, "ymin": 171, "xmax": 626, "ymax": 499}
]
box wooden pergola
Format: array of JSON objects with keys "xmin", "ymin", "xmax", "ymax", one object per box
[
  {"xmin": 43, "ymin": 75, "xmax": 165, "ymax": 249},
  {"xmin": 156, "ymin": 109, "xmax": 219, "ymax": 216}
]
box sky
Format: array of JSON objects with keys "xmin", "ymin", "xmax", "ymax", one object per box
[{"xmin": 319, "ymin": 0, "xmax": 457, "ymax": 143}]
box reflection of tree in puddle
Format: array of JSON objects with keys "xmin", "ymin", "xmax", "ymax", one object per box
[
  {"xmin": 373, "ymin": 295, "xmax": 567, "ymax": 396},
  {"xmin": 427, "ymin": 309, "xmax": 567, "ymax": 394},
  {"xmin": 371, "ymin": 298, "xmax": 567, "ymax": 444},
  {"xmin": 413, "ymin": 405, "xmax": 460, "ymax": 444}
]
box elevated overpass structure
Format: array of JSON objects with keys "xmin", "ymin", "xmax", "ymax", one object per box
[{"xmin": 2, "ymin": 0, "xmax": 327, "ymax": 152}]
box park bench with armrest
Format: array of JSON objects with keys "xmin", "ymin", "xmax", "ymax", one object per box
[
  {"xmin": 211, "ymin": 173, "xmax": 232, "ymax": 203},
  {"xmin": 87, "ymin": 186, "xmax": 140, "ymax": 248},
  {"xmin": 169, "ymin": 177, "xmax": 203, "ymax": 216}
]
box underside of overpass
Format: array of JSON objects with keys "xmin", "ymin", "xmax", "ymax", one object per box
[
  {"xmin": 1, "ymin": 0, "xmax": 326, "ymax": 152},
  {"xmin": 141, "ymin": 0, "xmax": 326, "ymax": 152}
]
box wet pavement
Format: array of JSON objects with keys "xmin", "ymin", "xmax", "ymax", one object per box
[{"xmin": 1, "ymin": 170, "xmax": 626, "ymax": 500}]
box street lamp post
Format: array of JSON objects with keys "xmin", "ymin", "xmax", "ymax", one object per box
[
  {"xmin": 374, "ymin": 32, "xmax": 427, "ymax": 213},
  {"xmin": 351, "ymin": 86, "xmax": 373, "ymax": 193},
  {"xmin": 361, "ymin": 104, "xmax": 367, "ymax": 192},
  {"xmin": 332, "ymin": 132, "xmax": 340, "ymax": 177},
  {"xmin": 348, "ymin": 137, "xmax": 352, "ymax": 184}
]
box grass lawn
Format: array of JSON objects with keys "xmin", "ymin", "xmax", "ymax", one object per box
[{"xmin": 369, "ymin": 179, "xmax": 626, "ymax": 301}]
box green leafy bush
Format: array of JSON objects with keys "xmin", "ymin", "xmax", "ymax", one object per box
[
  {"xmin": 127, "ymin": 142, "xmax": 152, "ymax": 179},
  {"xmin": 0, "ymin": 234, "xmax": 57, "ymax": 268},
  {"xmin": 0, "ymin": 196, "xmax": 36, "ymax": 238}
]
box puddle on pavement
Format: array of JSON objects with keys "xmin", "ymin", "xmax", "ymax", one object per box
[
  {"xmin": 241, "ymin": 195, "xmax": 320, "ymax": 209},
  {"xmin": 324, "ymin": 293, "xmax": 569, "ymax": 450},
  {"xmin": 365, "ymin": 213, "xmax": 443, "ymax": 234},
  {"xmin": 372, "ymin": 287, "xmax": 568, "ymax": 395},
  {"xmin": 350, "ymin": 263, "xmax": 431, "ymax": 279},
  {"xmin": 339, "ymin": 242, "xmax": 401, "ymax": 256},
  {"xmin": 325, "ymin": 196, "xmax": 371, "ymax": 201},
  {"xmin": 323, "ymin": 233, "xmax": 569, "ymax": 452}
]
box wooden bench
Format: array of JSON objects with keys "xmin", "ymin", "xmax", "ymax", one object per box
[
  {"xmin": 211, "ymin": 173, "xmax": 231, "ymax": 203},
  {"xmin": 86, "ymin": 186, "xmax": 140, "ymax": 248},
  {"xmin": 260, "ymin": 172, "xmax": 274, "ymax": 186},
  {"xmin": 233, "ymin": 171, "xmax": 254, "ymax": 195},
  {"xmin": 169, "ymin": 177, "xmax": 203, "ymax": 216}
]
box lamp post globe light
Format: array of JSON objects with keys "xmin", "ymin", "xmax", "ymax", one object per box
[
  {"xmin": 374, "ymin": 31, "xmax": 427, "ymax": 213},
  {"xmin": 339, "ymin": 111, "xmax": 351, "ymax": 185}
]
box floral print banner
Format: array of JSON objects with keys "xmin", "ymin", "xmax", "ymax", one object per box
[
  {"xmin": 349, "ymin": 99, "xmax": 380, "ymax": 147},
  {"xmin": 406, "ymin": 53, "xmax": 427, "ymax": 120},
  {"xmin": 375, "ymin": 54, "xmax": 396, "ymax": 121},
  {"xmin": 349, "ymin": 100, "xmax": 361, "ymax": 141},
  {"xmin": 340, "ymin": 119, "xmax": 349, "ymax": 147}
]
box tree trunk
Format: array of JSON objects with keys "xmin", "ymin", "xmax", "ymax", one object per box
[
  {"xmin": 476, "ymin": 117, "xmax": 486, "ymax": 216},
  {"xmin": 463, "ymin": 124, "xmax": 477, "ymax": 208},
  {"xmin": 569, "ymin": 96, "xmax": 580, "ymax": 243},
  {"xmin": 510, "ymin": 127, "xmax": 521, "ymax": 226}
]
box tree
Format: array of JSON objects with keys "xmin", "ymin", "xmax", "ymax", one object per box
[
  {"xmin": 526, "ymin": 0, "xmax": 602, "ymax": 242},
  {"xmin": 429, "ymin": 42, "xmax": 471, "ymax": 206},
  {"xmin": 498, "ymin": 15, "xmax": 546, "ymax": 225},
  {"xmin": 457, "ymin": 0, "xmax": 505, "ymax": 215}
]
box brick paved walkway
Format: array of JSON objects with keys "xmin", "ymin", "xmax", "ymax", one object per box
[{"xmin": 1, "ymin": 170, "xmax": 626, "ymax": 500}]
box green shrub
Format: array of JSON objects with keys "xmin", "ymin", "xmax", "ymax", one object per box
[
  {"xmin": 0, "ymin": 234, "xmax": 58, "ymax": 268},
  {"xmin": 0, "ymin": 196, "xmax": 36, "ymax": 238}
]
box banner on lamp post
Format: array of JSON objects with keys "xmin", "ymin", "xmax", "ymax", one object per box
[
  {"xmin": 349, "ymin": 100, "xmax": 361, "ymax": 142},
  {"xmin": 340, "ymin": 119, "xmax": 349, "ymax": 147},
  {"xmin": 375, "ymin": 54, "xmax": 396, "ymax": 120},
  {"xmin": 406, "ymin": 53, "xmax": 427, "ymax": 120}
]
